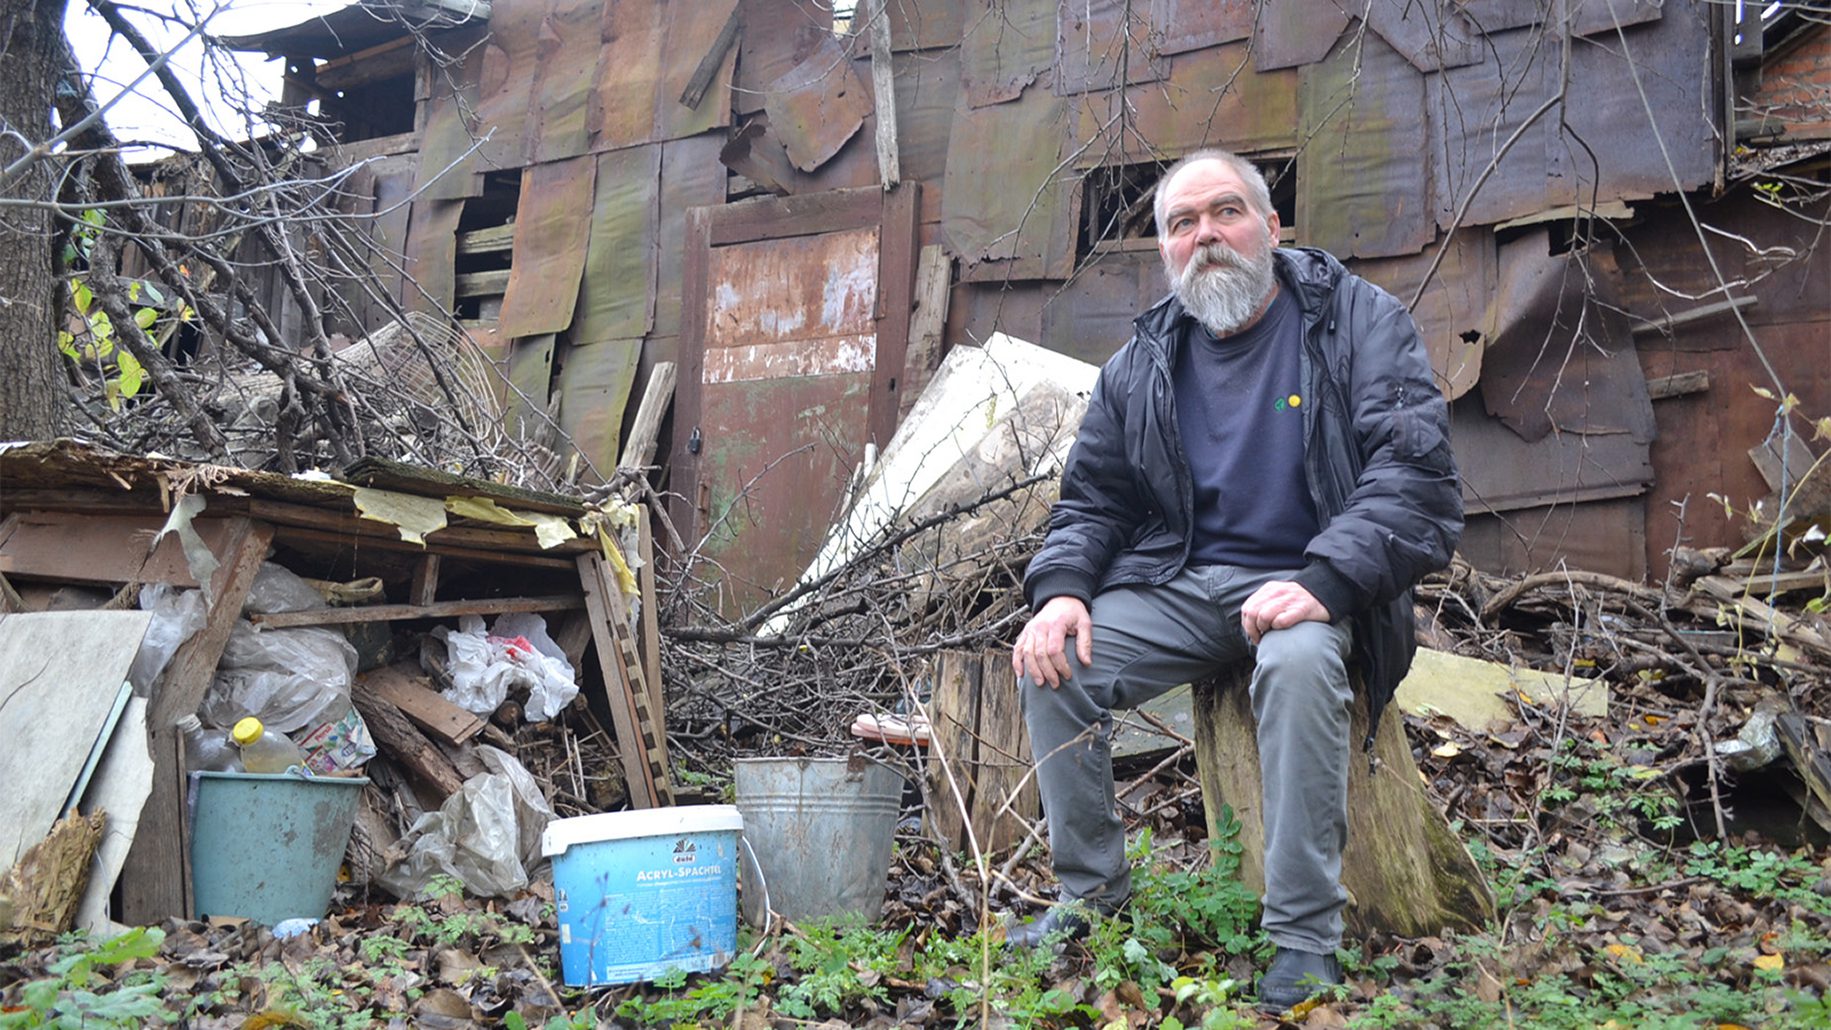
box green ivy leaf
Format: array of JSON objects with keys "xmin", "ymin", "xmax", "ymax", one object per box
[
  {"xmin": 57, "ymin": 331, "xmax": 78, "ymax": 358},
  {"xmin": 116, "ymin": 350, "xmax": 144, "ymax": 398},
  {"xmin": 133, "ymin": 307, "xmax": 158, "ymax": 330},
  {"xmin": 72, "ymin": 279, "xmax": 93, "ymax": 314},
  {"xmin": 141, "ymin": 281, "xmax": 164, "ymax": 304}
]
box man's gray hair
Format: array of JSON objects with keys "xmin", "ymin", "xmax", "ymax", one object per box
[{"xmin": 1152, "ymin": 149, "xmax": 1275, "ymax": 237}]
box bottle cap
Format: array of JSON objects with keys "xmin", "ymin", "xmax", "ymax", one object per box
[{"xmin": 232, "ymin": 717, "xmax": 264, "ymax": 747}]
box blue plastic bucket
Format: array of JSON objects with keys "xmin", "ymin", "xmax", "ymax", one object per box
[
  {"xmin": 189, "ymin": 772, "xmax": 368, "ymax": 926},
  {"xmin": 542, "ymin": 805, "xmax": 743, "ymax": 986}
]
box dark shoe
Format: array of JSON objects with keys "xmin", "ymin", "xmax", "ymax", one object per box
[
  {"xmin": 1257, "ymin": 947, "xmax": 1342, "ymax": 1012},
  {"xmin": 1003, "ymin": 904, "xmax": 1094, "ymax": 948}
]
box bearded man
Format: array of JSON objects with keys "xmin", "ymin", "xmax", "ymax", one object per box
[{"xmin": 1007, "ymin": 150, "xmax": 1463, "ymax": 1011}]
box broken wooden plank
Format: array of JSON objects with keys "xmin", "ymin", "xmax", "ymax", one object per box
[
  {"xmin": 867, "ymin": 0, "xmax": 900, "ymax": 185},
  {"xmin": 1688, "ymin": 575, "xmax": 1831, "ymax": 657},
  {"xmin": 1630, "ymin": 295, "xmax": 1758, "ymax": 336},
  {"xmin": 410, "ymin": 554, "xmax": 440, "ymax": 606},
  {"xmin": 1395, "ymin": 647, "xmax": 1608, "ymax": 731},
  {"xmin": 636, "ymin": 508, "xmax": 664, "ymax": 726},
  {"xmin": 455, "ymin": 223, "xmax": 516, "ymax": 257},
  {"xmin": 1646, "ymin": 370, "xmax": 1711, "ymax": 400},
  {"xmin": 618, "ymin": 361, "xmax": 677, "ymax": 474},
  {"xmin": 247, "ymin": 594, "xmax": 583, "ymax": 628},
  {"xmin": 926, "ymin": 649, "xmax": 1037, "ymax": 856},
  {"xmin": 1775, "ymin": 709, "xmax": 1831, "ymax": 834},
  {"xmin": 455, "ymin": 268, "xmax": 511, "ymax": 299},
  {"xmin": 679, "ymin": 5, "xmax": 742, "ymax": 109},
  {"xmin": 577, "ymin": 553, "xmax": 663, "ymax": 808},
  {"xmin": 896, "ymin": 245, "xmax": 951, "ymax": 426},
  {"xmin": 360, "ymin": 664, "xmax": 486, "ymax": 745},
  {"xmin": 0, "ymin": 512, "xmax": 237, "ymax": 588},
  {"xmin": 350, "ymin": 680, "xmax": 467, "ymax": 800}
]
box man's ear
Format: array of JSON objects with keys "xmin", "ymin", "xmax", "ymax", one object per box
[{"xmin": 1266, "ymin": 209, "xmax": 1282, "ymax": 246}]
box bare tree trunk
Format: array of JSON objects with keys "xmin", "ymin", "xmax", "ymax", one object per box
[{"xmin": 0, "ymin": 0, "xmax": 72, "ymax": 440}]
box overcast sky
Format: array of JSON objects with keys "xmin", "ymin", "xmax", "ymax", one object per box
[{"xmin": 63, "ymin": 0, "xmax": 349, "ymax": 156}]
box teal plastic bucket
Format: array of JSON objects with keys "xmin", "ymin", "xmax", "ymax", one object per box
[
  {"xmin": 189, "ymin": 772, "xmax": 367, "ymax": 926},
  {"xmin": 733, "ymin": 756, "xmax": 902, "ymax": 927},
  {"xmin": 542, "ymin": 806, "xmax": 742, "ymax": 987}
]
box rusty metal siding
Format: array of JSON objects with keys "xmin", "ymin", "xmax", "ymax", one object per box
[
  {"xmin": 960, "ymin": 0, "xmax": 1057, "ymax": 107},
  {"xmin": 1055, "ymin": 0, "xmax": 1169, "ymax": 95},
  {"xmin": 528, "ymin": 0, "xmax": 604, "ymax": 164},
  {"xmin": 1253, "ymin": 0, "xmax": 1352, "ymax": 71},
  {"xmin": 1040, "ymin": 249, "xmax": 1159, "ymax": 365},
  {"xmin": 655, "ymin": 133, "xmax": 732, "ymax": 340},
  {"xmin": 1148, "ymin": 0, "xmax": 1253, "ymax": 55},
  {"xmin": 884, "ymin": 0, "xmax": 966, "ymax": 50},
  {"xmin": 1428, "ymin": 26, "xmax": 1565, "ymax": 230},
  {"xmin": 943, "ymin": 84, "xmax": 1076, "ymax": 280},
  {"xmin": 1297, "ymin": 30, "xmax": 1433, "ymax": 260},
  {"xmin": 558, "ymin": 338, "xmax": 643, "ymax": 481},
  {"xmin": 593, "ymin": 0, "xmax": 665, "ymax": 149},
  {"xmin": 472, "ymin": 0, "xmax": 546, "ymax": 169},
  {"xmin": 1460, "ymin": 497, "xmax": 1649, "ymax": 579},
  {"xmin": 402, "ymin": 197, "xmax": 464, "ymax": 314},
  {"xmin": 1363, "ymin": 0, "xmax": 1483, "ymax": 72},
  {"xmin": 1348, "ymin": 229, "xmax": 1495, "ymax": 401},
  {"xmin": 1071, "ymin": 45, "xmax": 1298, "ymax": 167},
  {"xmin": 764, "ymin": 34, "xmax": 873, "ymax": 171},
  {"xmin": 734, "ymin": 0, "xmax": 833, "ymax": 116},
  {"xmin": 656, "ymin": 0, "xmax": 740, "ymax": 141},
  {"xmin": 498, "ymin": 155, "xmax": 596, "ymax": 338},
  {"xmin": 573, "ymin": 145, "xmax": 663, "ymax": 344}
]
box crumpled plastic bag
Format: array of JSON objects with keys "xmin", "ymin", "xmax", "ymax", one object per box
[
  {"xmin": 429, "ymin": 613, "xmax": 578, "ymax": 721},
  {"xmin": 199, "ymin": 622, "xmax": 357, "ymax": 733},
  {"xmin": 377, "ymin": 746, "xmax": 556, "ymax": 899},
  {"xmin": 128, "ymin": 583, "xmax": 208, "ymax": 691},
  {"xmin": 243, "ymin": 561, "xmax": 325, "ymax": 615}
]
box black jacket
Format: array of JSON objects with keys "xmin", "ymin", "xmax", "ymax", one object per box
[{"xmin": 1024, "ymin": 247, "xmax": 1463, "ymax": 737}]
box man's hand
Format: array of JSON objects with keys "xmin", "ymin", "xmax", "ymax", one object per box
[
  {"xmin": 1013, "ymin": 596, "xmax": 1093, "ymax": 689},
  {"xmin": 1239, "ymin": 581, "xmax": 1331, "ymax": 646}
]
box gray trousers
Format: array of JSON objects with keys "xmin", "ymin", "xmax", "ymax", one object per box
[{"xmin": 1021, "ymin": 564, "xmax": 1354, "ymax": 953}]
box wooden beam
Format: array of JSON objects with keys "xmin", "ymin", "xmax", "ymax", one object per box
[
  {"xmin": 121, "ymin": 517, "xmax": 274, "ymax": 924},
  {"xmin": 866, "ymin": 0, "xmax": 900, "ymax": 186},
  {"xmin": 636, "ymin": 507, "xmax": 664, "ymax": 725},
  {"xmin": 678, "ymin": 6, "xmax": 741, "ymax": 109},
  {"xmin": 896, "ymin": 245, "xmax": 951, "ymax": 425},
  {"xmin": 577, "ymin": 554, "xmax": 662, "ymax": 807},
  {"xmin": 1646, "ymin": 370, "xmax": 1711, "ymax": 400},
  {"xmin": 351, "ymin": 685, "xmax": 467, "ymax": 800},
  {"xmin": 455, "ymin": 268, "xmax": 511, "ymax": 299},
  {"xmin": 456, "ymin": 223, "xmax": 516, "ymax": 257},
  {"xmin": 247, "ymin": 594, "xmax": 583, "ymax": 628},
  {"xmin": 618, "ymin": 361, "xmax": 677, "ymax": 475},
  {"xmin": 273, "ymin": 524, "xmax": 578, "ymax": 571},
  {"xmin": 1630, "ymin": 295, "xmax": 1758, "ymax": 336},
  {"xmin": 359, "ymin": 664, "xmax": 485, "ymax": 746},
  {"xmin": 410, "ymin": 553, "xmax": 441, "ymax": 606}
]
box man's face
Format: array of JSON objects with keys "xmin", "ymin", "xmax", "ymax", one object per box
[{"xmin": 1158, "ymin": 160, "xmax": 1281, "ymax": 336}]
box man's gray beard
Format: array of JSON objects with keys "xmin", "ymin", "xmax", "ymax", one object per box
[{"xmin": 1170, "ymin": 241, "xmax": 1276, "ymax": 337}]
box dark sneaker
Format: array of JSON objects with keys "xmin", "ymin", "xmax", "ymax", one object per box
[
  {"xmin": 1003, "ymin": 903, "xmax": 1094, "ymax": 948},
  {"xmin": 1257, "ymin": 947, "xmax": 1342, "ymax": 1012}
]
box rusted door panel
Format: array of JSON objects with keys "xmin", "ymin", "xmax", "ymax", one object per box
[{"xmin": 673, "ymin": 186, "xmax": 920, "ymax": 617}]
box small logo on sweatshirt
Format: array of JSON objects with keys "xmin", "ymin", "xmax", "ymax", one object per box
[{"xmin": 1273, "ymin": 393, "xmax": 1302, "ymax": 412}]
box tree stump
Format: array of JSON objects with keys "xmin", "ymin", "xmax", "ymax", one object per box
[
  {"xmin": 927, "ymin": 649, "xmax": 1040, "ymax": 856},
  {"xmin": 1192, "ymin": 668, "xmax": 1494, "ymax": 938}
]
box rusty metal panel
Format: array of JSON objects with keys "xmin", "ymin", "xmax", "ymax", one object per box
[
  {"xmin": 529, "ymin": 0, "xmax": 603, "ymax": 164},
  {"xmin": 506, "ymin": 333, "xmax": 556, "ymax": 436},
  {"xmin": 1429, "ymin": 26, "xmax": 1562, "ymax": 230},
  {"xmin": 471, "ymin": 0, "xmax": 545, "ymax": 170},
  {"xmin": 413, "ymin": 25, "xmax": 487, "ymax": 200},
  {"xmin": 1040, "ymin": 249, "xmax": 1158, "ymax": 365},
  {"xmin": 655, "ymin": 133, "xmax": 732, "ymax": 339},
  {"xmin": 735, "ymin": 0, "xmax": 831, "ymax": 116},
  {"xmin": 944, "ymin": 85, "xmax": 1076, "ymax": 280},
  {"xmin": 884, "ymin": 0, "xmax": 966, "ymax": 50},
  {"xmin": 1563, "ymin": 0, "xmax": 1663, "ymax": 37},
  {"xmin": 1072, "ymin": 45, "xmax": 1298, "ymax": 166},
  {"xmin": 707, "ymin": 228, "xmax": 880, "ymax": 349},
  {"xmin": 366, "ymin": 156, "xmax": 416, "ymax": 333},
  {"xmin": 1476, "ymin": 232, "xmax": 1656, "ymax": 444},
  {"xmin": 1254, "ymin": 0, "xmax": 1351, "ymax": 71},
  {"xmin": 960, "ymin": 0, "xmax": 1056, "ymax": 107},
  {"xmin": 1298, "ymin": 29, "xmax": 1433, "ymax": 259},
  {"xmin": 1056, "ymin": 0, "xmax": 1169, "ymax": 95},
  {"xmin": 1451, "ymin": 392, "xmax": 1653, "ymax": 514},
  {"xmin": 656, "ymin": 0, "xmax": 740, "ymax": 142},
  {"xmin": 573, "ymin": 145, "xmax": 662, "ymax": 344},
  {"xmin": 944, "ymin": 280, "xmax": 1047, "ymax": 348},
  {"xmin": 1460, "ymin": 497, "xmax": 1648, "ymax": 579},
  {"xmin": 403, "ymin": 197, "xmax": 464, "ymax": 314},
  {"xmin": 558, "ymin": 337, "xmax": 643, "ymax": 482},
  {"xmin": 1454, "ymin": 0, "xmax": 1542, "ymax": 32},
  {"xmin": 764, "ymin": 34, "xmax": 873, "ymax": 171},
  {"xmin": 1348, "ymin": 228, "xmax": 1494, "ymax": 401},
  {"xmin": 498, "ymin": 156, "xmax": 597, "ymax": 338},
  {"xmin": 1149, "ymin": 0, "xmax": 1253, "ymax": 55},
  {"xmin": 592, "ymin": 0, "xmax": 664, "ymax": 149},
  {"xmin": 1364, "ymin": 0, "xmax": 1483, "ymax": 72},
  {"xmin": 882, "ymin": 48, "xmax": 961, "ymax": 184},
  {"xmin": 1558, "ymin": 1, "xmax": 1715, "ymax": 204}
]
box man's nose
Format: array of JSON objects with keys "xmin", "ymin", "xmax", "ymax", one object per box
[{"xmin": 1193, "ymin": 215, "xmax": 1222, "ymax": 245}]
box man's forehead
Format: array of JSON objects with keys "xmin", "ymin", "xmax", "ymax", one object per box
[{"xmin": 1163, "ymin": 160, "xmax": 1251, "ymax": 210}]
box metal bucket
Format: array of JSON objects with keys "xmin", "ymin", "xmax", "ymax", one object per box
[
  {"xmin": 189, "ymin": 772, "xmax": 367, "ymax": 926},
  {"xmin": 733, "ymin": 755, "xmax": 902, "ymax": 926}
]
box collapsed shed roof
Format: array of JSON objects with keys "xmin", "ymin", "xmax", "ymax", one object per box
[{"xmin": 221, "ymin": 0, "xmax": 489, "ymax": 58}]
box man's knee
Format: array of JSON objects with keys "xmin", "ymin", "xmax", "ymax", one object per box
[{"xmin": 1250, "ymin": 623, "xmax": 1352, "ymax": 709}]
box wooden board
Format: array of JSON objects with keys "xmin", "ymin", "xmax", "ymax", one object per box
[
  {"xmin": 247, "ymin": 594, "xmax": 583, "ymax": 628},
  {"xmin": 359, "ymin": 664, "xmax": 486, "ymax": 745},
  {"xmin": 0, "ymin": 611, "xmax": 153, "ymax": 868},
  {"xmin": 0, "ymin": 513, "xmax": 237, "ymax": 588},
  {"xmin": 926, "ymin": 649, "xmax": 1038, "ymax": 856},
  {"xmin": 576, "ymin": 554, "xmax": 667, "ymax": 808}
]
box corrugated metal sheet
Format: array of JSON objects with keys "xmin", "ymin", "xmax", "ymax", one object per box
[
  {"xmin": 403, "ymin": 197, "xmax": 464, "ymax": 313},
  {"xmin": 1476, "ymin": 233, "xmax": 1656, "ymax": 444},
  {"xmin": 943, "ymin": 84, "xmax": 1076, "ymax": 280},
  {"xmin": 1558, "ymin": 1, "xmax": 1715, "ymax": 204},
  {"xmin": 734, "ymin": 0, "xmax": 831, "ymax": 116},
  {"xmin": 1429, "ymin": 26, "xmax": 1563, "ymax": 230},
  {"xmin": 1072, "ymin": 45, "xmax": 1298, "ymax": 166},
  {"xmin": 572, "ymin": 145, "xmax": 661, "ymax": 344},
  {"xmin": 1298, "ymin": 29, "xmax": 1433, "ymax": 259},
  {"xmin": 528, "ymin": 0, "xmax": 603, "ymax": 164},
  {"xmin": 471, "ymin": 0, "xmax": 545, "ymax": 170},
  {"xmin": 592, "ymin": 0, "xmax": 665, "ymax": 149},
  {"xmin": 1055, "ymin": 0, "xmax": 1169, "ymax": 95},
  {"xmin": 764, "ymin": 34, "xmax": 873, "ymax": 171},
  {"xmin": 1350, "ymin": 228, "xmax": 1494, "ymax": 401},
  {"xmin": 558, "ymin": 337, "xmax": 642, "ymax": 481},
  {"xmin": 1148, "ymin": 0, "xmax": 1253, "ymax": 55},
  {"xmin": 655, "ymin": 0, "xmax": 740, "ymax": 141},
  {"xmin": 1364, "ymin": 0, "xmax": 1483, "ymax": 72},
  {"xmin": 654, "ymin": 133, "xmax": 732, "ymax": 339},
  {"xmin": 960, "ymin": 0, "xmax": 1055, "ymax": 107},
  {"xmin": 1253, "ymin": 0, "xmax": 1351, "ymax": 71},
  {"xmin": 498, "ymin": 155, "xmax": 596, "ymax": 338}
]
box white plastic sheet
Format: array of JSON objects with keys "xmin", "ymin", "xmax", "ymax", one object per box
[{"xmin": 377, "ymin": 746, "xmax": 556, "ymax": 898}]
